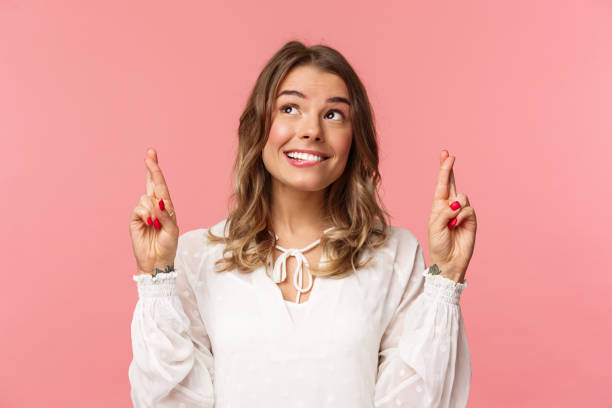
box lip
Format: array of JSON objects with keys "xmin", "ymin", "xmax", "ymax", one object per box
[{"xmin": 284, "ymin": 150, "xmax": 329, "ymax": 168}]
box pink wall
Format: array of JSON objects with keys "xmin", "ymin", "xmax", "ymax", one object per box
[{"xmin": 1, "ymin": 0, "xmax": 610, "ymax": 406}]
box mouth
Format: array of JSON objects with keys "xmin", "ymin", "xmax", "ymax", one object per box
[{"xmin": 283, "ymin": 150, "xmax": 330, "ymax": 167}]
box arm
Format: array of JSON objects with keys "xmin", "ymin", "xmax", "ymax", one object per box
[
  {"xmin": 129, "ymin": 233, "xmax": 215, "ymax": 407},
  {"xmin": 374, "ymin": 242, "xmax": 471, "ymax": 407}
]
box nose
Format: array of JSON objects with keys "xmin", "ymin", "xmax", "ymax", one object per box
[{"xmin": 299, "ymin": 115, "xmax": 324, "ymax": 142}]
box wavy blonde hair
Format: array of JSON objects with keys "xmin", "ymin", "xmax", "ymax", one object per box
[{"xmin": 207, "ymin": 40, "xmax": 391, "ymax": 278}]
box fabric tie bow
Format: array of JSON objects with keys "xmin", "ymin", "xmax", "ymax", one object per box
[{"xmin": 268, "ymin": 227, "xmax": 334, "ymax": 304}]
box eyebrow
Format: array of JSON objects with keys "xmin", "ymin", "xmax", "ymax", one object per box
[{"xmin": 276, "ymin": 89, "xmax": 351, "ymax": 106}]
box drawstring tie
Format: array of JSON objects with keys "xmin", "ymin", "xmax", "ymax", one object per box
[{"xmin": 268, "ymin": 227, "xmax": 334, "ymax": 304}]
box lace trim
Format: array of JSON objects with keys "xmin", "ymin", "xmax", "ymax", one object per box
[
  {"xmin": 132, "ymin": 270, "xmax": 178, "ymax": 298},
  {"xmin": 422, "ymin": 268, "xmax": 467, "ymax": 305}
]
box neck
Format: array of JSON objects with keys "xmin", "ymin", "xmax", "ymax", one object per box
[{"xmin": 269, "ymin": 180, "xmax": 329, "ymax": 244}]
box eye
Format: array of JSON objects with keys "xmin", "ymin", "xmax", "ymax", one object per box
[
  {"xmin": 280, "ymin": 104, "xmax": 298, "ymax": 115},
  {"xmin": 325, "ymin": 110, "xmax": 345, "ymax": 121}
]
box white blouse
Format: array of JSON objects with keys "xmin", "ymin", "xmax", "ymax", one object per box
[
  {"xmin": 129, "ymin": 218, "xmax": 471, "ymax": 407},
  {"xmin": 284, "ymin": 300, "xmax": 308, "ymax": 325}
]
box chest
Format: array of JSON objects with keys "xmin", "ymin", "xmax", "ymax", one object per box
[
  {"xmin": 199, "ymin": 243, "xmax": 392, "ymax": 360},
  {"xmin": 273, "ymin": 245, "xmax": 323, "ymax": 304},
  {"xmin": 208, "ymin": 264, "xmax": 380, "ymax": 363}
]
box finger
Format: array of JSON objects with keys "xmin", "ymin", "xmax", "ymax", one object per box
[
  {"xmin": 443, "ymin": 192, "xmax": 468, "ymax": 229},
  {"xmin": 145, "ymin": 152, "xmax": 172, "ymax": 201},
  {"xmin": 148, "ymin": 195, "xmax": 178, "ymax": 233},
  {"xmin": 138, "ymin": 194, "xmax": 156, "ymax": 226},
  {"xmin": 139, "ymin": 194, "xmax": 154, "ymax": 210},
  {"xmin": 145, "ymin": 166, "xmax": 155, "ymax": 198},
  {"xmin": 146, "ymin": 167, "xmax": 155, "ymax": 198},
  {"xmin": 434, "ymin": 152, "xmax": 455, "ymax": 201},
  {"xmin": 150, "ymin": 147, "xmax": 158, "ymax": 163},
  {"xmin": 132, "ymin": 204, "xmax": 154, "ymax": 227},
  {"xmin": 147, "ymin": 195, "xmax": 163, "ymax": 230},
  {"xmin": 440, "ymin": 150, "xmax": 457, "ymax": 201},
  {"xmin": 145, "ymin": 149, "xmax": 157, "ymax": 197},
  {"xmin": 448, "ymin": 192, "xmax": 468, "ymax": 208},
  {"xmin": 439, "ymin": 149, "xmax": 449, "ymax": 167},
  {"xmin": 145, "ymin": 191, "xmax": 176, "ymax": 223},
  {"xmin": 453, "ymin": 205, "xmax": 476, "ymax": 229},
  {"xmin": 449, "ymin": 167, "xmax": 457, "ymax": 198},
  {"xmin": 144, "ymin": 149, "xmax": 176, "ymax": 221}
]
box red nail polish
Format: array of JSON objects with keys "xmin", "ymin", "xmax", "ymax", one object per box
[
  {"xmin": 449, "ymin": 218, "xmax": 457, "ymax": 228},
  {"xmin": 153, "ymin": 219, "xmax": 161, "ymax": 229},
  {"xmin": 450, "ymin": 201, "xmax": 461, "ymax": 211},
  {"xmin": 147, "ymin": 217, "xmax": 153, "ymax": 226},
  {"xmin": 159, "ymin": 199, "xmax": 165, "ymax": 211}
]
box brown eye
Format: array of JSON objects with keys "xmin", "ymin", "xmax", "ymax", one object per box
[
  {"xmin": 281, "ymin": 105, "xmax": 298, "ymax": 115},
  {"xmin": 325, "ymin": 110, "xmax": 344, "ymax": 120}
]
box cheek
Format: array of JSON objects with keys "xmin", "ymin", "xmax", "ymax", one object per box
[
  {"xmin": 333, "ymin": 131, "xmax": 353, "ymax": 160},
  {"xmin": 267, "ymin": 119, "xmax": 293, "ymax": 147},
  {"xmin": 262, "ymin": 118, "xmax": 293, "ymax": 169}
]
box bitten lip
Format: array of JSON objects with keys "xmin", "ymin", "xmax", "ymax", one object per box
[{"xmin": 283, "ymin": 149, "xmax": 330, "ymax": 159}]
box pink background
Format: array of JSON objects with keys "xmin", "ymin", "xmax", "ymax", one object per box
[{"xmin": 1, "ymin": 0, "xmax": 611, "ymax": 406}]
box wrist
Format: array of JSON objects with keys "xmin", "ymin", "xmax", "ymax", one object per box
[
  {"xmin": 151, "ymin": 264, "xmax": 175, "ymax": 277},
  {"xmin": 428, "ymin": 262, "xmax": 466, "ymax": 284},
  {"xmin": 137, "ymin": 262, "xmax": 175, "ymax": 277},
  {"xmin": 440, "ymin": 270, "xmax": 465, "ymax": 284}
]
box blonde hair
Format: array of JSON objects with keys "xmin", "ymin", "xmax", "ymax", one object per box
[{"xmin": 208, "ymin": 40, "xmax": 391, "ymax": 278}]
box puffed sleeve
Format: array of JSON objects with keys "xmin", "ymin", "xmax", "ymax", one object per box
[
  {"xmin": 374, "ymin": 241, "xmax": 471, "ymax": 407},
  {"xmin": 129, "ymin": 232, "xmax": 215, "ymax": 407}
]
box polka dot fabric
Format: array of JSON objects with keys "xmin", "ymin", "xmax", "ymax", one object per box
[
  {"xmin": 373, "ymin": 246, "xmax": 470, "ymax": 407},
  {"xmin": 129, "ymin": 233, "xmax": 215, "ymax": 407},
  {"xmin": 129, "ymin": 219, "xmax": 471, "ymax": 407}
]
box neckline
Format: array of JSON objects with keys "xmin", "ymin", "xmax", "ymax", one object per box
[
  {"xmin": 268, "ymin": 226, "xmax": 334, "ymax": 304},
  {"xmin": 270, "ymin": 226, "xmax": 335, "ymax": 249},
  {"xmin": 257, "ymin": 246, "xmax": 329, "ymax": 331},
  {"xmin": 284, "ymin": 299, "xmax": 308, "ymax": 306}
]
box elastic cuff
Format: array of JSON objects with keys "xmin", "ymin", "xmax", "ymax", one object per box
[
  {"xmin": 132, "ymin": 271, "xmax": 178, "ymax": 298},
  {"xmin": 422, "ymin": 268, "xmax": 467, "ymax": 305}
]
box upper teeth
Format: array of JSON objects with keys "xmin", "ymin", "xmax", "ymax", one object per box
[{"xmin": 287, "ymin": 152, "xmax": 325, "ymax": 161}]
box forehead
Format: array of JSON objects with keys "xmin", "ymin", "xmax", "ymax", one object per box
[{"xmin": 277, "ymin": 65, "xmax": 349, "ymax": 98}]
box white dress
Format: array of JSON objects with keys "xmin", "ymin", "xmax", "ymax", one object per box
[{"xmin": 129, "ymin": 218, "xmax": 471, "ymax": 407}]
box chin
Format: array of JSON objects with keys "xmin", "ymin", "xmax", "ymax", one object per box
[{"xmin": 282, "ymin": 178, "xmax": 330, "ymax": 193}]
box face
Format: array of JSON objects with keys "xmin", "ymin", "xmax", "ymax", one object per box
[{"xmin": 262, "ymin": 64, "xmax": 353, "ymax": 193}]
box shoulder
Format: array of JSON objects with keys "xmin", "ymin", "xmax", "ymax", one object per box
[
  {"xmin": 383, "ymin": 225, "xmax": 422, "ymax": 256},
  {"xmin": 354, "ymin": 224, "xmax": 423, "ymax": 278},
  {"xmin": 176, "ymin": 218, "xmax": 229, "ymax": 285},
  {"xmin": 378, "ymin": 225, "xmax": 425, "ymax": 288},
  {"xmin": 207, "ymin": 217, "xmax": 230, "ymax": 238},
  {"xmin": 357, "ymin": 226, "xmax": 426, "ymax": 326},
  {"xmin": 177, "ymin": 218, "xmax": 229, "ymax": 256}
]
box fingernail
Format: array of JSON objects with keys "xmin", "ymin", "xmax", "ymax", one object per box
[
  {"xmin": 158, "ymin": 199, "xmax": 165, "ymax": 211},
  {"xmin": 147, "ymin": 217, "xmax": 153, "ymax": 226},
  {"xmin": 153, "ymin": 219, "xmax": 161, "ymax": 229},
  {"xmin": 450, "ymin": 201, "xmax": 461, "ymax": 211},
  {"xmin": 448, "ymin": 218, "xmax": 457, "ymax": 228}
]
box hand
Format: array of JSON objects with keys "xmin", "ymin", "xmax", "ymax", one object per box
[
  {"xmin": 427, "ymin": 150, "xmax": 477, "ymax": 283},
  {"xmin": 129, "ymin": 148, "xmax": 180, "ymax": 276}
]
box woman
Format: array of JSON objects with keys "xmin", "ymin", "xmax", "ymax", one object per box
[{"xmin": 128, "ymin": 41, "xmax": 477, "ymax": 407}]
